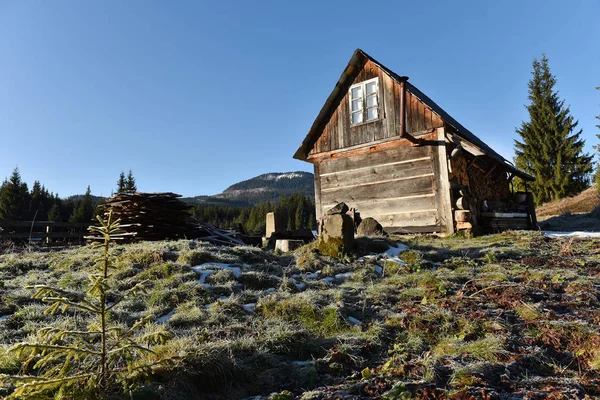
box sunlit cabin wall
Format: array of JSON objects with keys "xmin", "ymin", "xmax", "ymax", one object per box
[{"xmin": 307, "ymin": 58, "xmax": 453, "ymax": 234}]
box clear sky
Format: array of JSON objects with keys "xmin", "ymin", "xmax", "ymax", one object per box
[{"xmin": 0, "ymin": 1, "xmax": 598, "ymax": 197}]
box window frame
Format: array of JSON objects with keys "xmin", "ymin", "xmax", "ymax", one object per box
[{"xmin": 349, "ymin": 77, "xmax": 380, "ymax": 126}]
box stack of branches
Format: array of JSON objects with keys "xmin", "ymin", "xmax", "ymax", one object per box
[{"xmin": 94, "ymin": 192, "xmax": 246, "ymax": 245}]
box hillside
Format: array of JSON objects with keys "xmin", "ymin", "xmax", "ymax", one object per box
[
  {"xmin": 537, "ymin": 184, "xmax": 600, "ymax": 217},
  {"xmin": 1, "ymin": 232, "xmax": 600, "ymax": 398},
  {"xmin": 183, "ymin": 171, "xmax": 314, "ymax": 206},
  {"xmin": 535, "ymin": 185, "xmax": 600, "ymax": 232}
]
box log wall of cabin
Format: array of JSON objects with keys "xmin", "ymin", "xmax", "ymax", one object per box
[
  {"xmin": 308, "ymin": 59, "xmax": 444, "ymax": 156},
  {"xmin": 313, "ymin": 133, "xmax": 445, "ymax": 233}
]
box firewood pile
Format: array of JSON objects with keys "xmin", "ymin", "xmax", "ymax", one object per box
[{"xmin": 93, "ymin": 192, "xmax": 246, "ymax": 245}]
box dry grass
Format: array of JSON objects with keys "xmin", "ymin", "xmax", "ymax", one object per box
[{"xmin": 537, "ymin": 184, "xmax": 600, "ymax": 216}]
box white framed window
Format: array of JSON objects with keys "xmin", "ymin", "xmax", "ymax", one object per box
[{"xmin": 349, "ymin": 77, "xmax": 379, "ymax": 125}]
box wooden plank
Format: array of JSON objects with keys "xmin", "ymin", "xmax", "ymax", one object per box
[
  {"xmin": 318, "ymin": 143, "xmax": 432, "ymax": 175},
  {"xmin": 314, "ymin": 163, "xmax": 323, "ymax": 220},
  {"xmin": 322, "ymin": 173, "xmax": 434, "ymax": 192},
  {"xmin": 337, "ymin": 99, "xmax": 345, "ymax": 149},
  {"xmin": 409, "ymin": 94, "xmax": 419, "ymax": 133},
  {"xmin": 373, "ymin": 210, "xmax": 439, "ymax": 229},
  {"xmin": 433, "ymin": 127, "xmax": 455, "ymax": 235},
  {"xmin": 345, "ymin": 195, "xmax": 436, "ymax": 217},
  {"xmin": 321, "ymin": 175, "xmax": 434, "ymax": 204},
  {"xmin": 322, "ymin": 193, "xmax": 435, "ymax": 210},
  {"xmin": 320, "ymin": 156, "xmax": 431, "ymax": 177},
  {"xmin": 320, "ymin": 158, "xmax": 433, "ymax": 190},
  {"xmin": 386, "ymin": 224, "xmax": 441, "ymax": 234},
  {"xmin": 381, "ymin": 73, "xmax": 395, "ymax": 141}
]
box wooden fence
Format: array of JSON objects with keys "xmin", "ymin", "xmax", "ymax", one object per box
[{"xmin": 0, "ymin": 221, "xmax": 90, "ymax": 243}]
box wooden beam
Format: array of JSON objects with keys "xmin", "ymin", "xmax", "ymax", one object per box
[
  {"xmin": 434, "ymin": 127, "xmax": 455, "ymax": 235},
  {"xmin": 484, "ymin": 164, "xmax": 498, "ymax": 178},
  {"xmin": 307, "ymin": 131, "xmax": 437, "ymax": 162}
]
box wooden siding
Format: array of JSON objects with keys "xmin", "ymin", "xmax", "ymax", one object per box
[
  {"xmin": 309, "ymin": 59, "xmax": 444, "ymax": 156},
  {"xmin": 315, "ymin": 140, "xmax": 441, "ymax": 232}
]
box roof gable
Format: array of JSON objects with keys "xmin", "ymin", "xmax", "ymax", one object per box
[{"xmin": 294, "ymin": 49, "xmax": 533, "ymax": 181}]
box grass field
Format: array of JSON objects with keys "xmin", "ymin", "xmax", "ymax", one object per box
[{"xmin": 1, "ymin": 231, "xmax": 599, "ymax": 399}]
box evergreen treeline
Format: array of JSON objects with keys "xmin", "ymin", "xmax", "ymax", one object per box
[
  {"xmin": 0, "ymin": 168, "xmax": 97, "ymax": 223},
  {"xmin": 192, "ymin": 193, "xmax": 316, "ymax": 234}
]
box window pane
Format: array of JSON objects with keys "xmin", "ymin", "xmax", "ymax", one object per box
[
  {"xmin": 351, "ymin": 99, "xmax": 362, "ymax": 111},
  {"xmin": 367, "ymin": 108, "xmax": 378, "ymax": 120},
  {"xmin": 351, "ymin": 86, "xmax": 362, "ymax": 99},
  {"xmin": 366, "ymin": 81, "xmax": 377, "ymax": 95},
  {"xmin": 352, "ymin": 111, "xmax": 363, "ymax": 124},
  {"xmin": 367, "ymin": 94, "xmax": 377, "ymax": 107}
]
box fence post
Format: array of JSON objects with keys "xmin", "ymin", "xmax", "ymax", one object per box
[{"xmin": 46, "ymin": 224, "xmax": 52, "ymax": 245}]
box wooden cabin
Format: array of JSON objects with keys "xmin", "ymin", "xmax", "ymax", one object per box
[{"xmin": 294, "ymin": 49, "xmax": 537, "ymax": 235}]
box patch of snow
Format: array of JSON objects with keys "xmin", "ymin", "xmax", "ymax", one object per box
[
  {"xmin": 263, "ymin": 288, "xmax": 277, "ymax": 295},
  {"xmin": 335, "ymin": 272, "xmax": 353, "ymax": 281},
  {"xmin": 292, "ymin": 279, "xmax": 307, "ymax": 290},
  {"xmin": 196, "ymin": 269, "xmax": 216, "ymax": 284},
  {"xmin": 383, "ymin": 244, "xmax": 410, "ymax": 257},
  {"xmin": 291, "ymin": 360, "xmax": 313, "ymax": 366},
  {"xmin": 0, "ymin": 314, "xmax": 11, "ymax": 322},
  {"xmin": 385, "ymin": 257, "xmax": 406, "ymax": 265},
  {"xmin": 242, "ymin": 303, "xmax": 256, "ymax": 313},
  {"xmin": 157, "ymin": 309, "xmax": 176, "ymax": 324},
  {"xmin": 278, "ymin": 172, "xmax": 304, "ymax": 180},
  {"xmin": 543, "ymin": 231, "xmax": 600, "ymax": 238},
  {"xmin": 374, "ymin": 265, "xmax": 383, "ymax": 275},
  {"xmin": 192, "ymin": 263, "xmax": 242, "ymax": 278},
  {"xmin": 322, "ymin": 277, "xmax": 335, "ymax": 285},
  {"xmin": 219, "ymin": 296, "xmax": 229, "ymax": 300},
  {"xmin": 304, "ymin": 271, "xmax": 321, "ymax": 280},
  {"xmin": 347, "ymin": 316, "xmax": 361, "ymax": 325}
]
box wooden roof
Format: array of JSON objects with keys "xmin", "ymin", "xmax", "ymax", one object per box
[{"xmin": 294, "ymin": 49, "xmax": 534, "ymax": 182}]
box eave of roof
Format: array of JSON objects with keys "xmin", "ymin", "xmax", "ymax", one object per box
[{"xmin": 294, "ymin": 49, "xmax": 534, "ymax": 182}]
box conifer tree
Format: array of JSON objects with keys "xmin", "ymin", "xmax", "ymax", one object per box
[
  {"xmin": 0, "ymin": 167, "xmax": 30, "ymax": 221},
  {"xmin": 69, "ymin": 186, "xmax": 94, "ymax": 223},
  {"xmin": 0, "ymin": 212, "xmax": 170, "ymax": 398},
  {"xmin": 125, "ymin": 170, "xmax": 137, "ymax": 192},
  {"xmin": 47, "ymin": 203, "xmax": 61, "ymax": 222},
  {"xmin": 116, "ymin": 171, "xmax": 126, "ymax": 193},
  {"xmin": 514, "ymin": 55, "xmax": 593, "ymax": 204}
]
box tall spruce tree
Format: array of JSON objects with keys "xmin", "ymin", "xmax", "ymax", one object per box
[
  {"xmin": 116, "ymin": 171, "xmax": 126, "ymax": 193},
  {"xmin": 125, "ymin": 170, "xmax": 137, "ymax": 192},
  {"xmin": 0, "ymin": 167, "xmax": 30, "ymax": 221},
  {"xmin": 514, "ymin": 55, "xmax": 593, "ymax": 204}
]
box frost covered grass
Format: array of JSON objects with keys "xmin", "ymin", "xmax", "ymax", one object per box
[{"xmin": 0, "ymin": 231, "xmax": 599, "ymax": 398}]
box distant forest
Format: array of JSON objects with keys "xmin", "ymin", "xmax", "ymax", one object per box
[
  {"xmin": 192, "ymin": 193, "xmax": 316, "ymax": 234},
  {"xmin": 0, "ymin": 168, "xmax": 315, "ymax": 235},
  {"xmin": 0, "ymin": 168, "xmax": 97, "ymax": 223}
]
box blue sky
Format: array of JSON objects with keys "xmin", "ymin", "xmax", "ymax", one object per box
[{"xmin": 0, "ymin": 1, "xmax": 598, "ymax": 197}]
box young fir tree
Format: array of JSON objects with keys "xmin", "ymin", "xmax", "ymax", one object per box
[
  {"xmin": 514, "ymin": 55, "xmax": 593, "ymax": 204},
  {"xmin": 125, "ymin": 170, "xmax": 137, "ymax": 192},
  {"xmin": 0, "ymin": 212, "xmax": 171, "ymax": 399},
  {"xmin": 0, "ymin": 167, "xmax": 30, "ymax": 221}
]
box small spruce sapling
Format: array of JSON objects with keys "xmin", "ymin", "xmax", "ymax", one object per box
[{"xmin": 0, "ymin": 211, "xmax": 171, "ymax": 399}]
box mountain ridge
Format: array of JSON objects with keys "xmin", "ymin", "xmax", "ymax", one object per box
[{"xmin": 181, "ymin": 171, "xmax": 314, "ymax": 206}]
